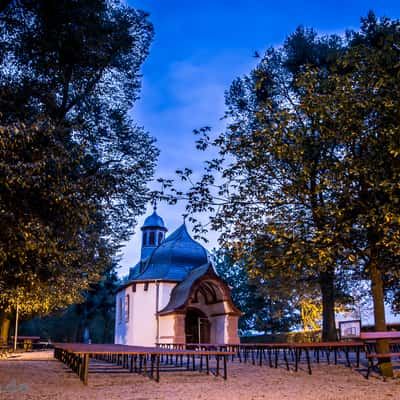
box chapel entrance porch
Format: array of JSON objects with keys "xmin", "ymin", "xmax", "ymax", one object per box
[{"xmin": 185, "ymin": 308, "xmax": 211, "ymax": 344}]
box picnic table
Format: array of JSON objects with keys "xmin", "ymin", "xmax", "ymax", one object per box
[
  {"xmin": 289, "ymin": 341, "xmax": 363, "ymax": 374},
  {"xmin": 233, "ymin": 341, "xmax": 364, "ymax": 373},
  {"xmin": 53, "ymin": 343, "xmax": 234, "ymax": 385},
  {"xmin": 360, "ymin": 331, "xmax": 400, "ymax": 378},
  {"xmin": 11, "ymin": 336, "xmax": 41, "ymax": 350},
  {"xmin": 158, "ymin": 341, "xmax": 365, "ymax": 374},
  {"xmin": 0, "ymin": 339, "xmax": 11, "ymax": 358}
]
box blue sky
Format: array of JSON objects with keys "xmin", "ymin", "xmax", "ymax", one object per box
[{"xmin": 119, "ymin": 1, "xmax": 400, "ymax": 276}]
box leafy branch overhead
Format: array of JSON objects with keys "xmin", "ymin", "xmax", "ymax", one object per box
[{"xmin": 0, "ymin": 0, "xmax": 158, "ymax": 316}]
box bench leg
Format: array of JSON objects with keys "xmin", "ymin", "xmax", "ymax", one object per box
[
  {"xmin": 366, "ymin": 357, "xmax": 372, "ymax": 379},
  {"xmin": 345, "ymin": 349, "xmax": 350, "ymax": 367},
  {"xmin": 223, "ymin": 355, "xmax": 227, "ymax": 380},
  {"xmin": 82, "ymin": 354, "xmax": 89, "ymax": 385},
  {"xmin": 283, "ymin": 349, "xmax": 289, "ymax": 371},
  {"xmin": 268, "ymin": 348, "xmax": 272, "ymax": 368},
  {"xmin": 156, "ymin": 355, "xmax": 160, "ymax": 382},
  {"xmin": 305, "ymin": 349, "xmax": 312, "ymax": 375}
]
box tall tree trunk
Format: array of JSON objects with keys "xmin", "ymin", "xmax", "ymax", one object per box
[
  {"xmin": 309, "ymin": 170, "xmax": 337, "ymax": 341},
  {"xmin": 0, "ymin": 310, "xmax": 11, "ymax": 343},
  {"xmin": 369, "ymin": 255, "xmax": 393, "ymax": 377},
  {"xmin": 319, "ymin": 268, "xmax": 337, "ymax": 341}
]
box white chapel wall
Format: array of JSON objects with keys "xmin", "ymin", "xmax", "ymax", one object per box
[
  {"xmin": 158, "ymin": 282, "xmax": 176, "ymax": 309},
  {"xmin": 115, "ymin": 281, "xmax": 178, "ymax": 346},
  {"xmin": 114, "ymin": 289, "xmax": 128, "ymax": 344},
  {"xmin": 130, "ymin": 282, "xmax": 157, "ymax": 346},
  {"xmin": 158, "ymin": 314, "xmax": 176, "ymax": 343}
]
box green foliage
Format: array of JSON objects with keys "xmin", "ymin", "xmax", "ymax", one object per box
[
  {"xmin": 0, "ymin": 0, "xmax": 157, "ymax": 318},
  {"xmin": 175, "ymin": 25, "xmax": 346, "ymax": 341},
  {"xmin": 0, "ymin": 120, "xmax": 105, "ymax": 315},
  {"xmin": 213, "ymin": 249, "xmax": 300, "ymax": 333},
  {"xmin": 20, "ymin": 267, "xmax": 119, "ymax": 342},
  {"xmin": 172, "ymin": 14, "xmax": 400, "ymax": 348}
]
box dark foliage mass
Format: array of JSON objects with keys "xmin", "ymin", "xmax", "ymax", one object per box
[
  {"xmin": 0, "ymin": 0, "xmax": 157, "ymax": 323},
  {"xmin": 213, "ymin": 249, "xmax": 300, "ymax": 334},
  {"xmin": 20, "ymin": 267, "xmax": 119, "ymax": 343}
]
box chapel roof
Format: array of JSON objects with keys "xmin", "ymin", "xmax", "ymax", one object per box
[
  {"xmin": 132, "ymin": 223, "xmax": 209, "ymax": 281},
  {"xmin": 158, "ymin": 262, "xmax": 242, "ymax": 316},
  {"xmin": 158, "ymin": 263, "xmax": 213, "ymax": 314}
]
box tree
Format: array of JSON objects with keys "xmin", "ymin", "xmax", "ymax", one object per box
[
  {"xmin": 176, "ymin": 27, "xmax": 345, "ymax": 341},
  {"xmin": 213, "ymin": 249, "xmax": 300, "ymax": 334},
  {"xmin": 20, "ymin": 265, "xmax": 119, "ymax": 343},
  {"xmin": 0, "ymin": 0, "xmax": 157, "ymax": 337},
  {"xmin": 175, "ymin": 13, "xmax": 400, "ymax": 377},
  {"xmin": 296, "ymin": 12, "xmax": 400, "ymax": 376}
]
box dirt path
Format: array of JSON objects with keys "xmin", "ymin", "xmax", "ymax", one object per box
[{"xmin": 0, "ymin": 351, "xmax": 400, "ymax": 400}]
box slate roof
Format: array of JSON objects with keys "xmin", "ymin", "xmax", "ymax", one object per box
[
  {"xmin": 158, "ymin": 263, "xmax": 214, "ymax": 314},
  {"xmin": 132, "ymin": 224, "xmax": 209, "ymax": 281},
  {"xmin": 158, "ymin": 262, "xmax": 242, "ymax": 316}
]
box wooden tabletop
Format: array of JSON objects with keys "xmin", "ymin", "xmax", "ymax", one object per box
[
  {"xmin": 360, "ymin": 331, "xmax": 400, "ymax": 340},
  {"xmin": 11, "ymin": 336, "xmax": 41, "ymax": 341},
  {"xmin": 53, "ymin": 343, "xmax": 235, "ymax": 356}
]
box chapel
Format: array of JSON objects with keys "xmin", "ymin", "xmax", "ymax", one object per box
[{"xmin": 114, "ymin": 208, "xmax": 241, "ymax": 346}]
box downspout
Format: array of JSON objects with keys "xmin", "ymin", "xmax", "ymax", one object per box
[{"xmin": 155, "ymin": 280, "xmax": 160, "ymax": 343}]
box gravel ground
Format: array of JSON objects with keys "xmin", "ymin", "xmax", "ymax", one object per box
[{"xmin": 1, "ymin": 350, "xmax": 400, "ymax": 400}]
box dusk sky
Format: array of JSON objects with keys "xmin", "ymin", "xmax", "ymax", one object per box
[{"xmin": 119, "ymin": 1, "xmax": 400, "ymax": 277}]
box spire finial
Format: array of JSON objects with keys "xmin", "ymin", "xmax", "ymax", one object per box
[
  {"xmin": 182, "ymin": 213, "xmax": 188, "ymax": 224},
  {"xmin": 152, "ymin": 199, "xmax": 157, "ymax": 212}
]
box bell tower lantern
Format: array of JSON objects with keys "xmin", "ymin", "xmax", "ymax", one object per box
[{"xmin": 140, "ymin": 205, "xmax": 167, "ymax": 261}]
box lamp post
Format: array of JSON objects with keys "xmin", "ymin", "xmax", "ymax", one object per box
[{"xmin": 13, "ymin": 302, "xmax": 19, "ymax": 351}]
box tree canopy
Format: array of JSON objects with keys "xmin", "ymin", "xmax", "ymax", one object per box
[
  {"xmin": 0, "ymin": 0, "xmax": 157, "ymax": 320},
  {"xmin": 174, "ymin": 12, "xmax": 400, "ymax": 375},
  {"xmin": 213, "ymin": 248, "xmax": 301, "ymax": 334}
]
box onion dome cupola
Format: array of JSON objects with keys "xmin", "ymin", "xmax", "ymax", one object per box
[
  {"xmin": 135, "ymin": 223, "xmax": 210, "ymax": 281},
  {"xmin": 140, "ymin": 206, "xmax": 167, "ymax": 261}
]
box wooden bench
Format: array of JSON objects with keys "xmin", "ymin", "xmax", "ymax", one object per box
[
  {"xmin": 156, "ymin": 341, "xmax": 365, "ymax": 375},
  {"xmin": 0, "ymin": 337, "xmax": 12, "ymax": 359},
  {"xmin": 11, "ymin": 336, "xmax": 41, "ymax": 351},
  {"xmin": 54, "ymin": 343, "xmax": 234, "ymax": 385},
  {"xmin": 360, "ymin": 331, "xmax": 400, "ymax": 378}
]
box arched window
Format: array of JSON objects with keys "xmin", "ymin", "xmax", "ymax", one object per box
[
  {"xmin": 142, "ymin": 231, "xmax": 147, "ymax": 246},
  {"xmin": 125, "ymin": 294, "xmax": 130, "ymax": 322},
  {"xmin": 149, "ymin": 231, "xmax": 155, "ymax": 245},
  {"xmin": 158, "ymin": 232, "xmax": 164, "ymax": 245}
]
